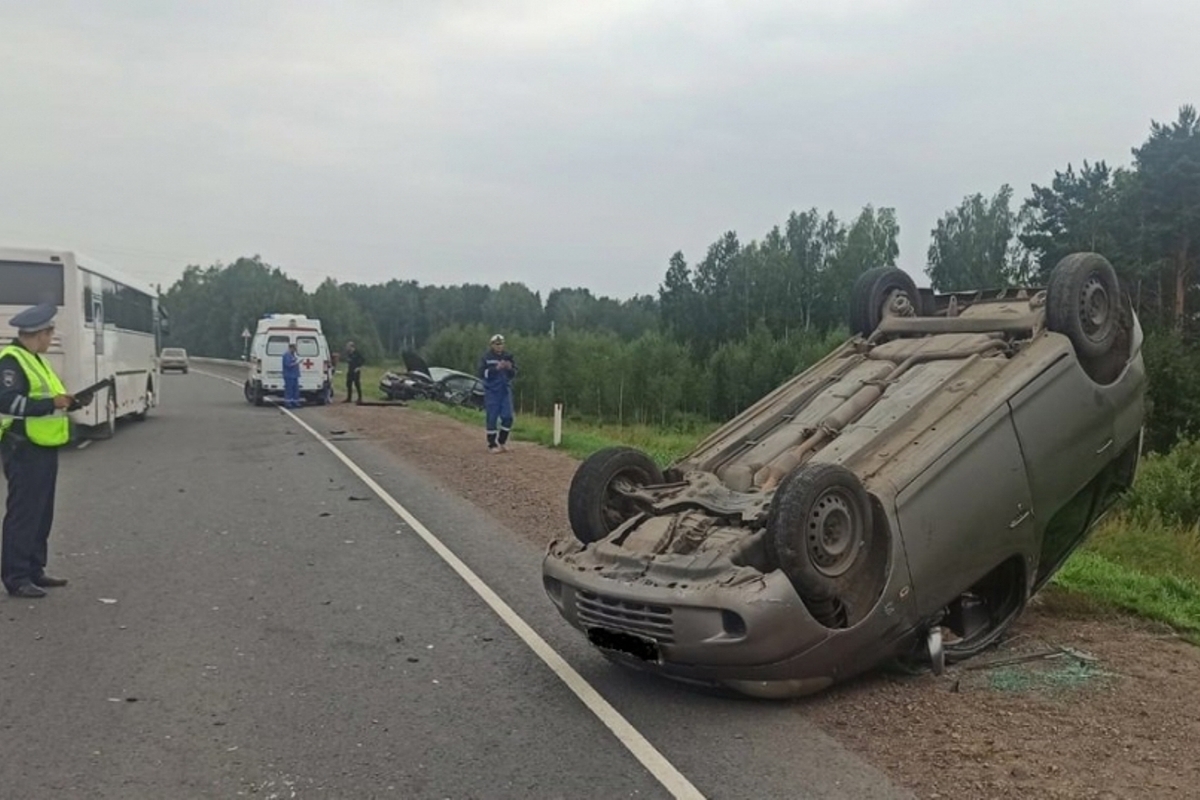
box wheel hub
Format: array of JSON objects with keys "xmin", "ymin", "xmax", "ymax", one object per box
[
  {"xmin": 885, "ymin": 290, "xmax": 916, "ymax": 319},
  {"xmin": 1078, "ymin": 275, "xmax": 1111, "ymax": 340},
  {"xmin": 807, "ymin": 490, "xmax": 862, "ymax": 577}
]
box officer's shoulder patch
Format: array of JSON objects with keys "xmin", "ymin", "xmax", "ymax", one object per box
[{"xmin": 1, "ymin": 369, "xmax": 15, "ymax": 388}]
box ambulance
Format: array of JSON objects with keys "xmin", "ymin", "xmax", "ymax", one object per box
[{"xmin": 243, "ymin": 313, "xmax": 333, "ymax": 406}]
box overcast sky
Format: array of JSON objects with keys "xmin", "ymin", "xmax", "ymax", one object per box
[{"xmin": 2, "ymin": 1, "xmax": 1198, "ymax": 299}]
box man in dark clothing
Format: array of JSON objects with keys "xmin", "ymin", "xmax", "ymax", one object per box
[
  {"xmin": 477, "ymin": 333, "xmax": 517, "ymax": 453},
  {"xmin": 0, "ymin": 303, "xmax": 92, "ymax": 598},
  {"xmin": 344, "ymin": 341, "xmax": 365, "ymax": 403}
]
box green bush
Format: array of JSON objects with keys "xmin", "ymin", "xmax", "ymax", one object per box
[
  {"xmin": 411, "ymin": 323, "xmax": 846, "ymax": 427},
  {"xmin": 1142, "ymin": 329, "xmax": 1200, "ymax": 453},
  {"xmin": 1124, "ymin": 438, "xmax": 1200, "ymax": 527}
]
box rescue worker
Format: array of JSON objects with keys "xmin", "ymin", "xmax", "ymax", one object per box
[
  {"xmin": 477, "ymin": 333, "xmax": 517, "ymax": 453},
  {"xmin": 0, "ymin": 303, "xmax": 92, "ymax": 598},
  {"xmin": 344, "ymin": 341, "xmax": 364, "ymax": 403},
  {"xmin": 282, "ymin": 342, "xmax": 301, "ymax": 409}
]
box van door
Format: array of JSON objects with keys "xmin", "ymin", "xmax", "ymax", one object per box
[
  {"xmin": 262, "ymin": 334, "xmax": 290, "ymax": 389},
  {"xmin": 1008, "ymin": 354, "xmax": 1116, "ymax": 583},
  {"xmin": 896, "ymin": 404, "xmax": 1037, "ymax": 618},
  {"xmin": 294, "ymin": 335, "xmax": 324, "ymax": 392}
]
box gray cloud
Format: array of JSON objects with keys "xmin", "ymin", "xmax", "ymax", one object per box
[{"xmin": 2, "ymin": 0, "xmax": 1197, "ymax": 298}]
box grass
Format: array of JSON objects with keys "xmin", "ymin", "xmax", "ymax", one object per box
[
  {"xmin": 359, "ymin": 360, "xmax": 1200, "ymax": 641},
  {"xmin": 408, "ymin": 400, "xmax": 715, "ymax": 465},
  {"xmin": 1052, "ymin": 514, "xmax": 1200, "ymax": 644},
  {"xmin": 356, "ymin": 362, "xmax": 717, "ymax": 465}
]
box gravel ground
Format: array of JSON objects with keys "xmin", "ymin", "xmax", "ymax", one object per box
[{"xmin": 323, "ymin": 401, "xmax": 1200, "ymax": 800}]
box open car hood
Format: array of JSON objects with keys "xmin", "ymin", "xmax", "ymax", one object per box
[{"xmin": 402, "ymin": 350, "xmax": 432, "ymax": 379}]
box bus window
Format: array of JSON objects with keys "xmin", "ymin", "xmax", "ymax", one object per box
[
  {"xmin": 265, "ymin": 335, "xmax": 290, "ymax": 356},
  {"xmin": 0, "ymin": 261, "xmax": 65, "ymax": 306},
  {"xmin": 295, "ymin": 336, "xmax": 321, "ymax": 357}
]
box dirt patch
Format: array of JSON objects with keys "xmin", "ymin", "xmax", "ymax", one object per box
[{"xmin": 322, "ymin": 402, "xmax": 1200, "ymax": 800}]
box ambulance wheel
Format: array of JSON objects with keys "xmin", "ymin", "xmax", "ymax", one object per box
[{"xmin": 253, "ymin": 381, "xmax": 265, "ymax": 407}]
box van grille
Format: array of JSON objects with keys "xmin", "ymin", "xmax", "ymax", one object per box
[{"xmin": 576, "ymin": 591, "xmax": 675, "ymax": 643}]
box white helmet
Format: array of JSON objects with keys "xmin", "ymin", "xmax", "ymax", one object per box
[{"xmin": 489, "ymin": 334, "xmax": 505, "ymax": 345}]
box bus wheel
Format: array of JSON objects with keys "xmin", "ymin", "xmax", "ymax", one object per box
[
  {"xmin": 93, "ymin": 390, "xmax": 117, "ymax": 440},
  {"xmin": 132, "ymin": 381, "xmax": 153, "ymax": 421}
]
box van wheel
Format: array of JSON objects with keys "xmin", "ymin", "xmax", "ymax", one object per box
[
  {"xmin": 849, "ymin": 267, "xmax": 919, "ymax": 336},
  {"xmin": 1046, "ymin": 252, "xmax": 1120, "ymax": 359},
  {"xmin": 767, "ymin": 462, "xmax": 881, "ymax": 627},
  {"xmin": 567, "ymin": 448, "xmax": 663, "ymax": 544},
  {"xmin": 253, "ymin": 381, "xmax": 265, "ymax": 407}
]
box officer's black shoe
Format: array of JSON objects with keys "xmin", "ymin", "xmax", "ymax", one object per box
[
  {"xmin": 33, "ymin": 574, "xmax": 68, "ymax": 588},
  {"xmin": 8, "ymin": 584, "xmax": 47, "ymax": 598}
]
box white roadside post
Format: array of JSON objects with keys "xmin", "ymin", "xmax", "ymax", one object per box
[{"xmin": 553, "ymin": 402, "xmax": 563, "ymax": 447}]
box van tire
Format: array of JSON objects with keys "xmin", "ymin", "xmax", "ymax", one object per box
[
  {"xmin": 849, "ymin": 267, "xmax": 919, "ymax": 337},
  {"xmin": 767, "ymin": 463, "xmax": 872, "ymax": 603},
  {"xmin": 1046, "ymin": 252, "xmax": 1120, "ymax": 360},
  {"xmin": 568, "ymin": 447, "xmax": 663, "ymax": 544}
]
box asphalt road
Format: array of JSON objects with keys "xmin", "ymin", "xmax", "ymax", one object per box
[{"xmin": 0, "ymin": 367, "xmax": 911, "ymax": 800}]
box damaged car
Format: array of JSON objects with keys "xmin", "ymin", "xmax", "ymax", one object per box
[
  {"xmin": 379, "ymin": 351, "xmax": 485, "ymax": 409},
  {"xmin": 542, "ymin": 252, "xmax": 1146, "ymax": 698}
]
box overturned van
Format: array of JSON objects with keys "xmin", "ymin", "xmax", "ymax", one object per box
[
  {"xmin": 243, "ymin": 314, "xmax": 333, "ymax": 406},
  {"xmin": 542, "ymin": 253, "xmax": 1146, "ymax": 698}
]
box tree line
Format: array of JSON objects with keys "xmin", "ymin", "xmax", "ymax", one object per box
[{"xmin": 161, "ymin": 106, "xmax": 1200, "ymax": 450}]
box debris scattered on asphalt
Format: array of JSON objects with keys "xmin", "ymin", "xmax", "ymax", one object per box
[{"xmin": 98, "ymin": 598, "xmax": 118, "ymax": 604}]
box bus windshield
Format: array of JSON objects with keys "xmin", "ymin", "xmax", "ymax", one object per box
[{"xmin": 0, "ymin": 261, "xmax": 65, "ymax": 306}]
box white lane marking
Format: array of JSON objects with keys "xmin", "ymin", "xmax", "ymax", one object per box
[{"xmin": 199, "ymin": 369, "xmax": 707, "ymax": 800}]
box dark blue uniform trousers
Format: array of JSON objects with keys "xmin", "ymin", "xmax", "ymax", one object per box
[
  {"xmin": 485, "ymin": 390, "xmax": 514, "ymax": 448},
  {"xmin": 1, "ymin": 439, "xmax": 58, "ymax": 591}
]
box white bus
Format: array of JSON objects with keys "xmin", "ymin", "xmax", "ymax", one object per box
[{"xmin": 0, "ymin": 247, "xmax": 163, "ymax": 438}]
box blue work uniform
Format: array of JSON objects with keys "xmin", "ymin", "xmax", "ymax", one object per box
[
  {"xmin": 477, "ymin": 348, "xmax": 517, "ymax": 449},
  {"xmin": 282, "ymin": 350, "xmax": 301, "ymax": 408}
]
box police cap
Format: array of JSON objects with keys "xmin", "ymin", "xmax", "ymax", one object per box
[{"xmin": 9, "ymin": 303, "xmax": 57, "ymax": 333}]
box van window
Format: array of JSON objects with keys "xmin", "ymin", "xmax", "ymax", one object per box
[
  {"xmin": 265, "ymin": 335, "xmax": 290, "ymax": 356},
  {"xmin": 296, "ymin": 336, "xmax": 321, "ymax": 357}
]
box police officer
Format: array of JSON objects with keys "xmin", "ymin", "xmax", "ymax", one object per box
[
  {"xmin": 0, "ymin": 303, "xmax": 92, "ymax": 598},
  {"xmin": 477, "ymin": 333, "xmax": 517, "ymax": 453}
]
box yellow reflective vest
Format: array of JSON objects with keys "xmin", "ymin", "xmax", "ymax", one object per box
[{"xmin": 0, "ymin": 344, "xmax": 70, "ymax": 447}]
